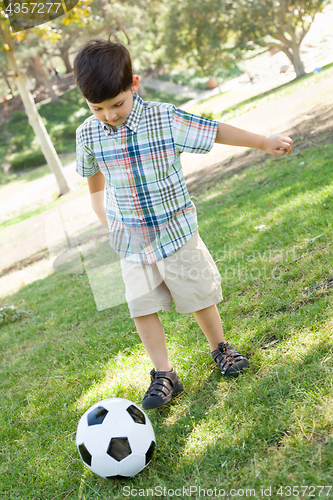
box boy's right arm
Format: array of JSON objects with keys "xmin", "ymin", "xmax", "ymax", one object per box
[{"xmin": 87, "ymin": 170, "xmax": 108, "ymax": 226}]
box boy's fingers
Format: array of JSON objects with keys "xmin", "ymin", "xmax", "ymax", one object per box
[
  {"xmin": 284, "ymin": 137, "xmax": 293, "ymax": 150},
  {"xmin": 280, "ymin": 143, "xmax": 292, "ymax": 153},
  {"xmin": 277, "ymin": 136, "xmax": 293, "ymax": 153},
  {"xmin": 274, "ymin": 148, "xmax": 288, "ymax": 155},
  {"xmin": 265, "ymin": 135, "xmax": 293, "ymax": 155}
]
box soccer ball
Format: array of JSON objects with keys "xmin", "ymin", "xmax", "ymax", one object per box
[{"xmin": 76, "ymin": 398, "xmax": 155, "ymax": 478}]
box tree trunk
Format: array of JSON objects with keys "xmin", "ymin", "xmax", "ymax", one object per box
[
  {"xmin": 59, "ymin": 46, "xmax": 72, "ymax": 74},
  {"xmin": 289, "ymin": 43, "xmax": 306, "ymax": 78},
  {"xmin": 284, "ymin": 43, "xmax": 306, "ymax": 78},
  {"xmin": 4, "ymin": 30, "xmax": 73, "ymax": 195},
  {"xmin": 1, "ymin": 69, "xmax": 14, "ymax": 97},
  {"xmin": 27, "ymin": 56, "xmax": 59, "ymax": 101},
  {"xmin": 27, "ymin": 57, "xmax": 44, "ymax": 87}
]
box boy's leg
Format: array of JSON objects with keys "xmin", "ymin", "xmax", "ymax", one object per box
[
  {"xmin": 133, "ymin": 313, "xmax": 172, "ymax": 372},
  {"xmin": 193, "ymin": 304, "xmax": 225, "ymax": 351},
  {"xmin": 133, "ymin": 313, "xmax": 183, "ymax": 409},
  {"xmin": 193, "ymin": 304, "xmax": 249, "ymax": 377}
]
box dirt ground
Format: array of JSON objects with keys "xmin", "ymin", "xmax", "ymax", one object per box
[
  {"xmin": 182, "ymin": 73, "xmax": 333, "ymax": 186},
  {"xmin": 1, "ymin": 73, "xmax": 333, "ymax": 300}
]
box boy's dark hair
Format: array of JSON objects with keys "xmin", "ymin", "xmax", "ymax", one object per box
[{"xmin": 73, "ymin": 39, "xmax": 133, "ymax": 103}]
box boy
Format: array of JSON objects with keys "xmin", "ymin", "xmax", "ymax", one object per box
[{"xmin": 74, "ymin": 39, "xmax": 293, "ymax": 410}]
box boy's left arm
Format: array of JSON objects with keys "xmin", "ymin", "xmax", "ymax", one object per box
[{"xmin": 215, "ymin": 122, "xmax": 293, "ymax": 156}]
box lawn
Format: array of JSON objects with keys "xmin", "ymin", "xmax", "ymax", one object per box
[{"xmin": 1, "ymin": 135, "xmax": 332, "ymax": 498}]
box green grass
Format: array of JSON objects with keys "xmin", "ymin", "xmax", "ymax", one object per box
[{"xmin": 1, "ymin": 139, "xmax": 333, "ymax": 498}]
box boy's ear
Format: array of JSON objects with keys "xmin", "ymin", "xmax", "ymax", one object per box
[{"xmin": 132, "ymin": 74, "xmax": 140, "ymax": 93}]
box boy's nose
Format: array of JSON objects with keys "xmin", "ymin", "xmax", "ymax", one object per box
[{"xmin": 105, "ymin": 111, "xmax": 117, "ymax": 122}]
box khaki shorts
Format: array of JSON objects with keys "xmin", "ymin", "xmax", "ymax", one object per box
[{"xmin": 120, "ymin": 231, "xmax": 222, "ymax": 318}]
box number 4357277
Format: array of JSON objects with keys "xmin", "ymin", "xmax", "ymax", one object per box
[{"xmin": 5, "ymin": 3, "xmax": 62, "ymax": 14}]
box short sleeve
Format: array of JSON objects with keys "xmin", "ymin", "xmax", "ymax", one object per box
[
  {"xmin": 171, "ymin": 107, "xmax": 219, "ymax": 154},
  {"xmin": 75, "ymin": 122, "xmax": 99, "ymax": 178}
]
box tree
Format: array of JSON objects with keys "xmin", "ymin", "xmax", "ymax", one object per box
[
  {"xmin": 41, "ymin": 0, "xmax": 154, "ymax": 76},
  {"xmin": 0, "ymin": 50, "xmax": 14, "ymax": 97},
  {"xmin": 161, "ymin": 0, "xmax": 233, "ymax": 76},
  {"xmin": 26, "ymin": 55, "xmax": 59, "ymax": 101},
  {"xmin": 57, "ymin": 35, "xmax": 73, "ymax": 73},
  {"xmin": 160, "ymin": 0, "xmax": 330, "ymax": 78},
  {"xmin": 230, "ymin": 0, "xmax": 331, "ymax": 77},
  {"xmin": 0, "ymin": 2, "xmax": 92, "ymax": 194},
  {"xmin": 1, "ymin": 25, "xmax": 72, "ymax": 193}
]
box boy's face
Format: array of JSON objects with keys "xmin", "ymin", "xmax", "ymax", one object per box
[{"xmin": 86, "ymin": 75, "xmax": 139, "ymax": 129}]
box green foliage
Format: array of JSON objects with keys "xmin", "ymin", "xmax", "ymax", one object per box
[
  {"xmin": 6, "ymin": 110, "xmax": 34, "ymax": 140},
  {"xmin": 161, "ymin": 0, "xmax": 234, "ymax": 75},
  {"xmin": 8, "ymin": 150, "xmax": 46, "ymax": 171},
  {"xmin": 0, "ymin": 88, "xmax": 91, "ymax": 171},
  {"xmin": 159, "ymin": 62, "xmax": 243, "ymax": 88},
  {"xmin": 198, "ymin": 108, "xmax": 217, "ymax": 120},
  {"xmin": 229, "ymin": 0, "xmax": 330, "ymax": 76},
  {"xmin": 159, "ymin": 0, "xmax": 330, "ymax": 77},
  {"xmin": 7, "ymin": 109, "xmax": 25, "ymax": 123},
  {"xmin": 50, "ymin": 123, "xmax": 80, "ymax": 141}
]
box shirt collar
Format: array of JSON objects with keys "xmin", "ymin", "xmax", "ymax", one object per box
[
  {"xmin": 124, "ymin": 93, "xmax": 144, "ymax": 132},
  {"xmin": 101, "ymin": 93, "xmax": 144, "ymax": 135}
]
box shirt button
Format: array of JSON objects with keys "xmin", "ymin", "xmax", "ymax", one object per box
[
  {"xmin": 121, "ymin": 145, "xmax": 126, "ymax": 149},
  {"xmin": 139, "ymin": 215, "xmax": 144, "ymax": 221},
  {"xmin": 132, "ymin": 192, "xmax": 137, "ymax": 198}
]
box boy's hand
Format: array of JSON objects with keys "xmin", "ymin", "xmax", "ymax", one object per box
[{"xmin": 263, "ymin": 135, "xmax": 293, "ymax": 155}]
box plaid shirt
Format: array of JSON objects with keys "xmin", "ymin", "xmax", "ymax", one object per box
[{"xmin": 76, "ymin": 94, "xmax": 218, "ymax": 264}]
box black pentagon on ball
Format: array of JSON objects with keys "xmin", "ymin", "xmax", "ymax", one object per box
[
  {"xmin": 107, "ymin": 437, "xmax": 132, "ymax": 461},
  {"xmin": 87, "ymin": 406, "xmax": 108, "ymax": 426},
  {"xmin": 78, "ymin": 443, "xmax": 92, "ymax": 466},
  {"xmin": 145, "ymin": 440, "xmax": 155, "ymax": 465},
  {"xmin": 126, "ymin": 404, "xmax": 146, "ymax": 424}
]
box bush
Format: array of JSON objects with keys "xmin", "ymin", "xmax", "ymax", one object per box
[
  {"xmin": 9, "ymin": 150, "xmax": 45, "ymax": 171},
  {"xmin": 7, "ymin": 110, "xmax": 26, "ymax": 123},
  {"xmin": 11, "ymin": 135, "xmax": 27, "ymax": 150},
  {"xmin": 50, "ymin": 123, "xmax": 79, "ymax": 141},
  {"xmin": 198, "ymin": 108, "xmax": 217, "ymax": 120}
]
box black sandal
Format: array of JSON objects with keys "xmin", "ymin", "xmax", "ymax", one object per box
[
  {"xmin": 142, "ymin": 368, "xmax": 183, "ymax": 409},
  {"xmin": 211, "ymin": 342, "xmax": 249, "ymax": 377}
]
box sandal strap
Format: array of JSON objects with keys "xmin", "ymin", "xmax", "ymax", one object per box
[
  {"xmin": 145, "ymin": 369, "xmax": 175, "ymax": 398},
  {"xmin": 212, "ymin": 342, "xmax": 247, "ymax": 375}
]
